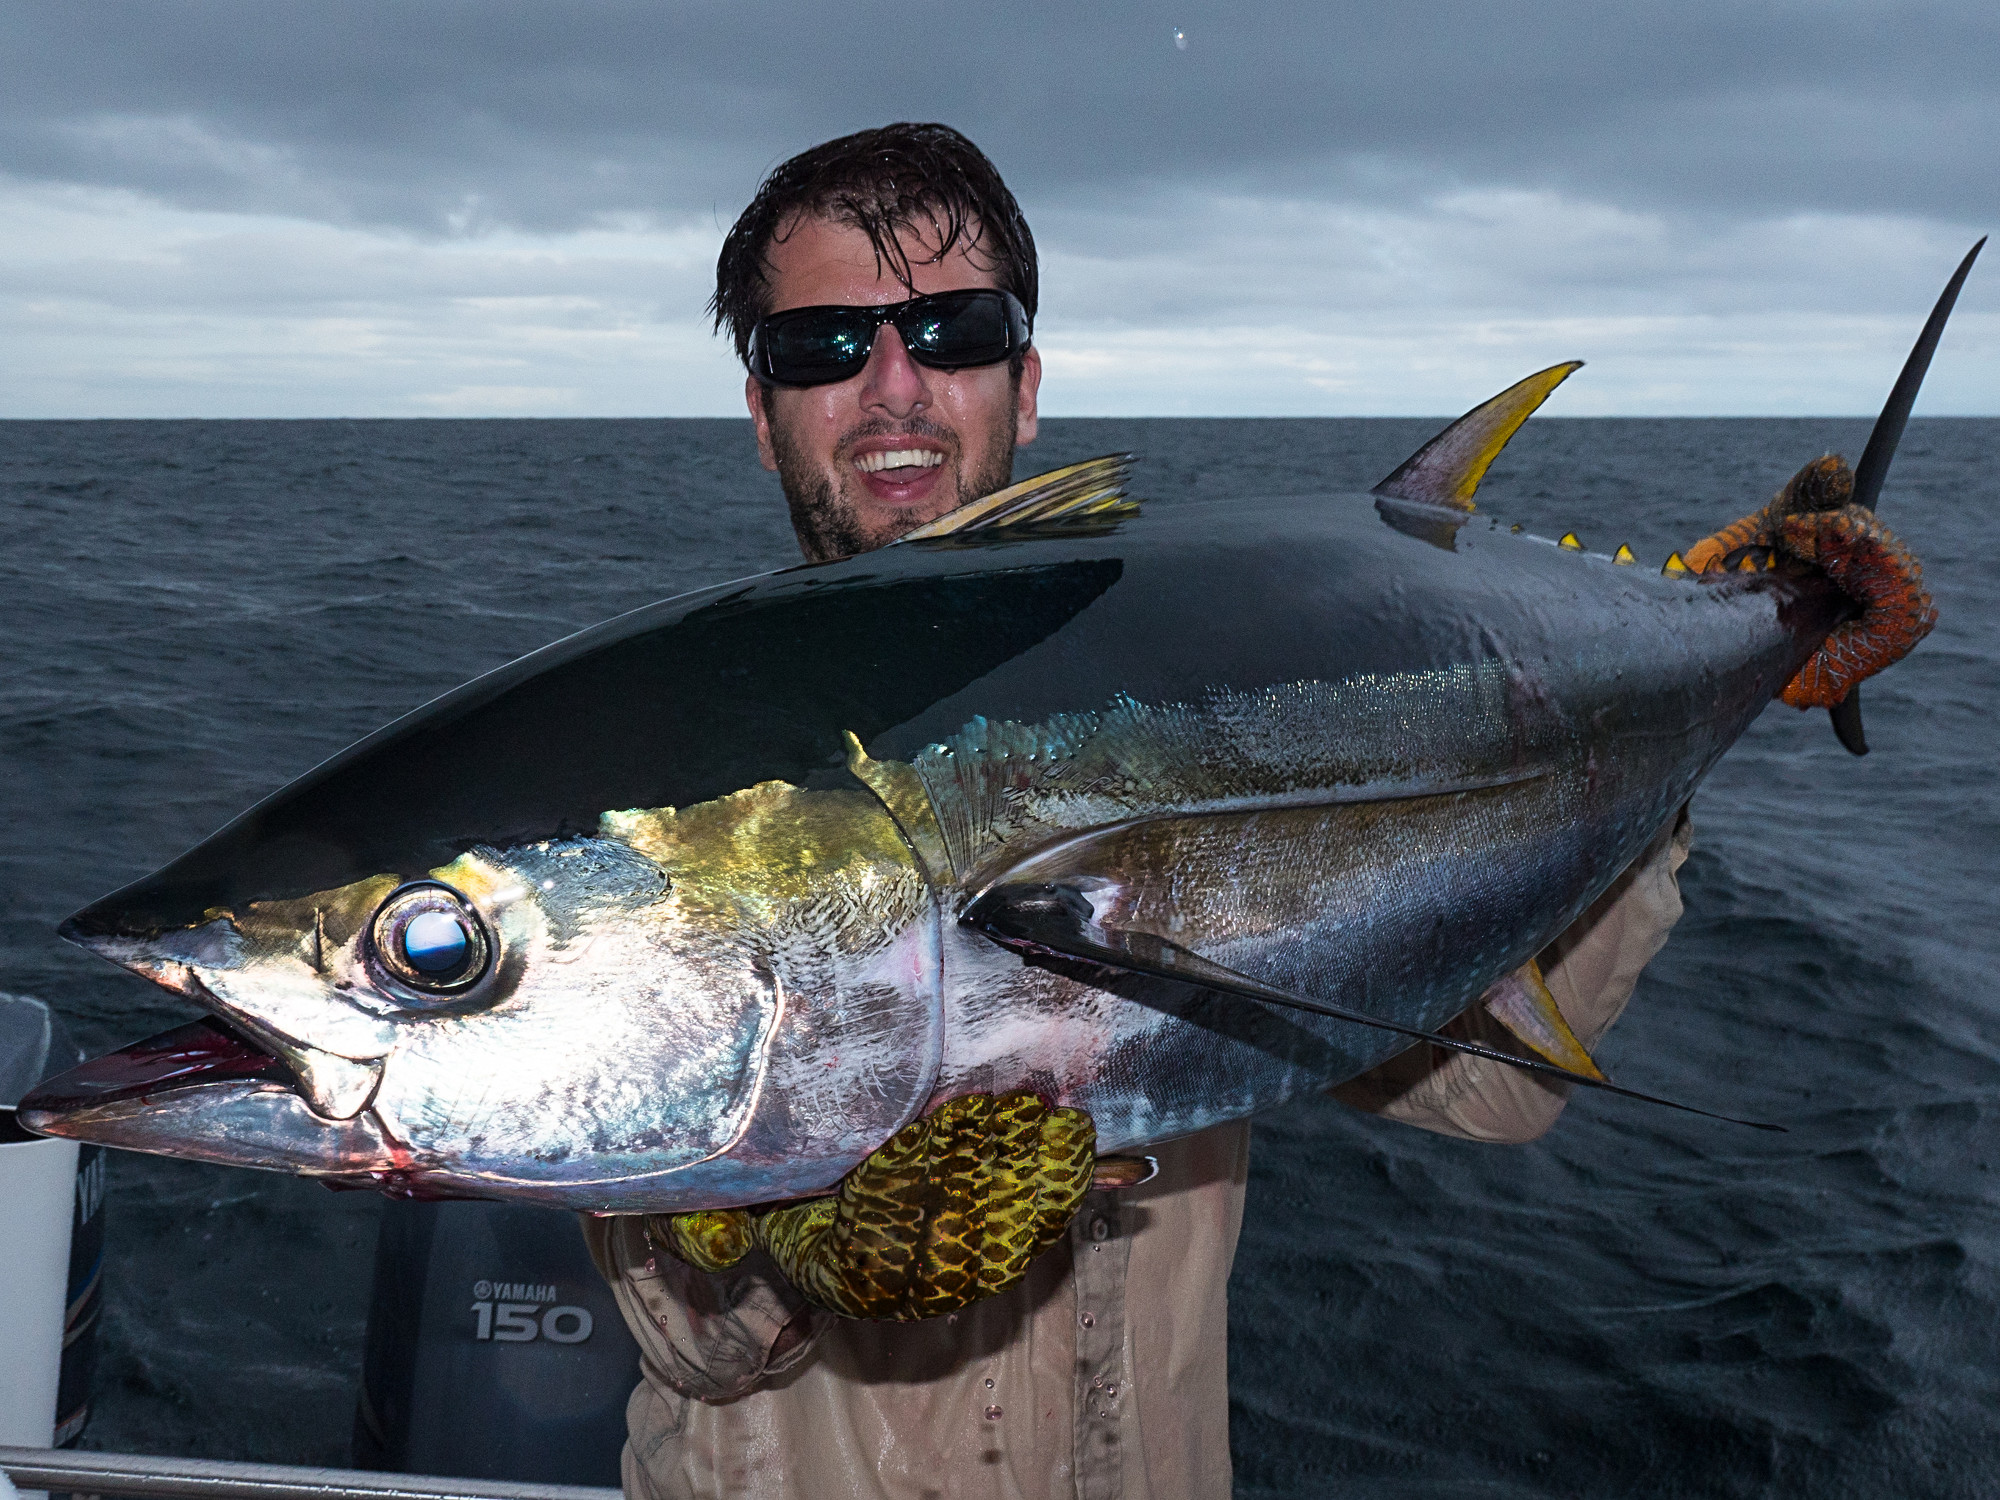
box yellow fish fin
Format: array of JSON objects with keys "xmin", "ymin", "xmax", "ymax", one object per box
[
  {"xmin": 1478, "ymin": 958, "xmax": 1606, "ymax": 1082},
  {"xmin": 1372, "ymin": 362, "xmax": 1583, "ymax": 513},
  {"xmin": 899, "ymin": 454, "xmax": 1135, "ymax": 540}
]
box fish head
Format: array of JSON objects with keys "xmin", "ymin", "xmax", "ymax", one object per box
[
  {"xmin": 27, "ymin": 778, "xmax": 941, "ymax": 1210},
  {"xmin": 18, "ymin": 549, "xmax": 1138, "ymax": 1209}
]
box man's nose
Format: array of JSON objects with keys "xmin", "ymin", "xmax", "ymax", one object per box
[{"xmin": 858, "ymin": 323, "xmax": 931, "ymax": 419}]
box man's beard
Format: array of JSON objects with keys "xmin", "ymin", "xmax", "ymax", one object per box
[{"xmin": 767, "ymin": 412, "xmax": 1017, "ymax": 562}]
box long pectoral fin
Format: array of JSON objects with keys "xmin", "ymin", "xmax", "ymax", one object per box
[
  {"xmin": 1479, "ymin": 959, "xmax": 1605, "ymax": 1082},
  {"xmin": 963, "ymin": 881, "xmax": 1781, "ymax": 1133}
]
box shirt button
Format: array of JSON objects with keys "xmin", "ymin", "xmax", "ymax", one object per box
[
  {"xmin": 1090, "ymin": 1217, "xmax": 1110, "ymax": 1242},
  {"xmin": 1079, "ymin": 1311, "xmax": 1096, "ymax": 1329}
]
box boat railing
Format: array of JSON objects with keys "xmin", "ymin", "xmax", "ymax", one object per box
[{"xmin": 0, "ymin": 1448, "xmax": 619, "ymax": 1500}]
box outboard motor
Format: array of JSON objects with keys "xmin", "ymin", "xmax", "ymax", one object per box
[
  {"xmin": 0, "ymin": 993, "xmax": 105, "ymax": 1454},
  {"xmin": 353, "ymin": 1201, "xmax": 641, "ymax": 1485}
]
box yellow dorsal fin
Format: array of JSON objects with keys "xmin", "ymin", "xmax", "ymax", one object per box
[
  {"xmin": 1371, "ymin": 362, "xmax": 1583, "ymax": 513},
  {"xmin": 900, "ymin": 454, "xmax": 1136, "ymax": 540},
  {"xmin": 1479, "ymin": 959, "xmax": 1605, "ymax": 1081}
]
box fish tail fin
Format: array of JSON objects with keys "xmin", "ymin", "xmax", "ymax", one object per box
[
  {"xmin": 1829, "ymin": 690, "xmax": 1869, "ymax": 756},
  {"xmin": 1804, "ymin": 238, "xmax": 1981, "ymax": 753},
  {"xmin": 1680, "ymin": 241, "xmax": 1980, "ymax": 753},
  {"xmin": 1850, "ymin": 238, "xmax": 1984, "ymax": 513}
]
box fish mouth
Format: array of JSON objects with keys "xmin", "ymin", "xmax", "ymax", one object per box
[
  {"xmin": 17, "ymin": 1017, "xmax": 403, "ymax": 1181},
  {"xmin": 36, "ymin": 913, "xmax": 490, "ymax": 1199},
  {"xmin": 55, "ymin": 903, "xmax": 395, "ymax": 1123},
  {"xmin": 22, "ymin": 1015, "xmax": 295, "ymax": 1111}
]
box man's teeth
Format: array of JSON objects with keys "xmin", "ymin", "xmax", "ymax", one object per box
[{"xmin": 856, "ymin": 449, "xmax": 945, "ymax": 474}]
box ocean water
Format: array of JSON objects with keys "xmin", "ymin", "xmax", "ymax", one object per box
[{"xmin": 1, "ymin": 416, "xmax": 1995, "ymax": 1497}]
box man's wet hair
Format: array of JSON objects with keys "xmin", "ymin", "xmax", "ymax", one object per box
[{"xmin": 712, "ymin": 122, "xmax": 1038, "ymax": 375}]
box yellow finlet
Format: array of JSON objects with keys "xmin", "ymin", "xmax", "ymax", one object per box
[
  {"xmin": 1479, "ymin": 959, "xmax": 1606, "ymax": 1082},
  {"xmin": 1613, "ymin": 543, "xmax": 1636, "ymax": 565},
  {"xmin": 1371, "ymin": 361, "xmax": 1584, "ymax": 513},
  {"xmin": 900, "ymin": 454, "xmax": 1136, "ymax": 540},
  {"xmin": 1559, "ymin": 532, "xmax": 1584, "ymax": 551},
  {"xmin": 1661, "ymin": 551, "xmax": 1689, "ymax": 577}
]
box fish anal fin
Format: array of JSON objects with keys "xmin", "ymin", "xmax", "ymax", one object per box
[
  {"xmin": 1372, "ymin": 362, "xmax": 1583, "ymax": 513},
  {"xmin": 1479, "ymin": 959, "xmax": 1604, "ymax": 1082},
  {"xmin": 962, "ymin": 882, "xmax": 1781, "ymax": 1131},
  {"xmin": 900, "ymin": 455, "xmax": 1136, "ymax": 540}
]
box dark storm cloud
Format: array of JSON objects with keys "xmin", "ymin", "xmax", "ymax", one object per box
[
  {"xmin": 4, "ymin": 0, "xmax": 1997, "ymax": 238},
  {"xmin": 4, "ymin": 1, "xmax": 1994, "ymax": 419}
]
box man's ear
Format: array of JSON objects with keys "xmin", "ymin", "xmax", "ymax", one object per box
[
  {"xmin": 1014, "ymin": 345, "xmax": 1042, "ymax": 447},
  {"xmin": 746, "ymin": 376, "xmax": 780, "ymax": 472}
]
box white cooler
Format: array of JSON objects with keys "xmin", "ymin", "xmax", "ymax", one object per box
[{"xmin": 0, "ymin": 992, "xmax": 87, "ymax": 1485}]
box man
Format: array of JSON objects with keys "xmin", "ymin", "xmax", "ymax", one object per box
[
  {"xmin": 586, "ymin": 122, "xmax": 1692, "ymax": 1500},
  {"xmin": 722, "ymin": 124, "xmax": 1042, "ymax": 561}
]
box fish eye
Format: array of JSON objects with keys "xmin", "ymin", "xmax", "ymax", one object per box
[{"xmin": 370, "ymin": 883, "xmax": 491, "ymax": 998}]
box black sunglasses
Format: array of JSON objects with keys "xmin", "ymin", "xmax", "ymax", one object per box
[{"xmin": 748, "ymin": 289, "xmax": 1031, "ymax": 387}]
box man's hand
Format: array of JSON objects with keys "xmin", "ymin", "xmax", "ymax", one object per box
[
  {"xmin": 648, "ymin": 1092, "xmax": 1095, "ymax": 1321},
  {"xmin": 1684, "ymin": 454, "xmax": 1937, "ymax": 708}
]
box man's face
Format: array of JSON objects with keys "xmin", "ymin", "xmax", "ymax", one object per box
[{"xmin": 746, "ymin": 214, "xmax": 1042, "ymax": 562}]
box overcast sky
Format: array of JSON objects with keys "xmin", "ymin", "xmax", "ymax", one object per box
[{"xmin": 3, "ymin": 1, "xmax": 1996, "ymax": 417}]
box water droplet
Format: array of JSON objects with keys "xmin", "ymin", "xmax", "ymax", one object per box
[
  {"xmin": 1173, "ymin": 27, "xmax": 1188, "ymax": 49},
  {"xmin": 1079, "ymin": 1312, "xmax": 1096, "ymax": 1328},
  {"xmin": 984, "ymin": 1405, "xmax": 1003, "ymax": 1421}
]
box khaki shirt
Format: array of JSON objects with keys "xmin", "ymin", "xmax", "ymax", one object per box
[{"xmin": 586, "ymin": 815, "xmax": 1691, "ymax": 1500}]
